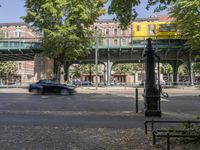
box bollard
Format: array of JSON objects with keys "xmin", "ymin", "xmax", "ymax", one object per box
[
  {"xmin": 136, "ymin": 88, "xmax": 138, "ymax": 113},
  {"xmin": 167, "ymin": 133, "xmax": 170, "ymax": 150}
]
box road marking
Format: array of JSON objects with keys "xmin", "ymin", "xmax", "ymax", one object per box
[{"xmin": 41, "ymin": 96, "xmax": 48, "ymax": 99}]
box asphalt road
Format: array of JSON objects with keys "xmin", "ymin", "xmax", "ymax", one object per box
[
  {"xmin": 0, "ymin": 87, "xmax": 199, "ymax": 127},
  {"xmin": 0, "ymin": 91, "xmax": 143, "ymax": 128},
  {"xmin": 0, "ymin": 87, "xmax": 199, "ymax": 150}
]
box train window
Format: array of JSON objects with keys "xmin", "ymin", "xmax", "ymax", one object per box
[
  {"xmin": 136, "ymin": 25, "xmax": 140, "ymax": 31},
  {"xmin": 148, "ymin": 24, "xmax": 156, "ymax": 35},
  {"xmin": 170, "ymin": 24, "xmax": 177, "ymax": 32},
  {"xmin": 159, "ymin": 24, "xmax": 176, "ymax": 32}
]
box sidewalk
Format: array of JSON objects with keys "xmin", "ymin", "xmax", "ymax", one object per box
[
  {"xmin": 76, "ymin": 86, "xmax": 200, "ymax": 97},
  {"xmin": 0, "ymin": 87, "xmax": 28, "ymax": 93},
  {"xmin": 0, "ymin": 86, "xmax": 199, "ymax": 96}
]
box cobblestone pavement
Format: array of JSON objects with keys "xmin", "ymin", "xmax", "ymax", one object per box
[
  {"xmin": 0, "ymin": 87, "xmax": 199, "ymax": 150},
  {"xmin": 0, "ymin": 125, "xmax": 151, "ymax": 150}
]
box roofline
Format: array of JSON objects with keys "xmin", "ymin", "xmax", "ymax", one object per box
[
  {"xmin": 0, "ymin": 22, "xmax": 29, "ymax": 27},
  {"xmin": 96, "ymin": 17, "xmax": 159, "ymax": 23}
]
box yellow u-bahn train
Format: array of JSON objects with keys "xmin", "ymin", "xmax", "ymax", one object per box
[{"xmin": 132, "ymin": 20, "xmax": 179, "ymax": 39}]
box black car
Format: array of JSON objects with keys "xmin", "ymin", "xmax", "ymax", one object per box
[{"xmin": 29, "ymin": 79, "xmax": 75, "ymax": 95}]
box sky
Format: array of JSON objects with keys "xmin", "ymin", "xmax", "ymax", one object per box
[{"xmin": 0, "ymin": 0, "xmax": 168, "ymax": 23}]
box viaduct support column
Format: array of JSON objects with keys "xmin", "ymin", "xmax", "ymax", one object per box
[
  {"xmin": 186, "ymin": 52, "xmax": 194, "ymax": 86},
  {"xmin": 171, "ymin": 60, "xmax": 179, "ymax": 85},
  {"xmin": 104, "ymin": 61, "xmax": 113, "ymax": 86}
]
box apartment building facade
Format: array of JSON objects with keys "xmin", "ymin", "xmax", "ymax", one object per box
[{"xmin": 0, "ymin": 22, "xmax": 40, "ymax": 84}]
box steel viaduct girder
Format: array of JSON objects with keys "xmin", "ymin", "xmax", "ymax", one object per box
[
  {"xmin": 0, "ymin": 38, "xmax": 198, "ymax": 85},
  {"xmin": 0, "ymin": 38, "xmax": 193, "ymax": 63},
  {"xmin": 79, "ymin": 47, "xmax": 192, "ymax": 64}
]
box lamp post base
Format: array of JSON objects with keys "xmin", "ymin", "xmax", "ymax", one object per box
[{"xmin": 145, "ymin": 110, "xmax": 162, "ymax": 117}]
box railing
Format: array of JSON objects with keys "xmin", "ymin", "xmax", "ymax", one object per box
[
  {"xmin": 96, "ymin": 35, "xmax": 184, "ymax": 49},
  {"xmin": 0, "ymin": 36, "xmax": 185, "ymax": 50},
  {"xmin": 0, "ymin": 80, "xmax": 197, "ymax": 88},
  {"xmin": 144, "ymin": 120, "xmax": 200, "ymax": 150},
  {"xmin": 0, "ymin": 38, "xmax": 41, "ymax": 50}
]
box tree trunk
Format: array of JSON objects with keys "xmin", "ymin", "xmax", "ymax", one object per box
[{"xmin": 60, "ymin": 64, "xmax": 65, "ymax": 84}]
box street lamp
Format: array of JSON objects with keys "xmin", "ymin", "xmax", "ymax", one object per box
[{"xmin": 95, "ymin": 26, "xmax": 99, "ymax": 90}]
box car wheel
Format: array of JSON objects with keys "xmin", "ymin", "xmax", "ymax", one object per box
[
  {"xmin": 32, "ymin": 89, "xmax": 39, "ymax": 94},
  {"xmin": 60, "ymin": 89, "xmax": 69, "ymax": 95},
  {"xmin": 40, "ymin": 88, "xmax": 45, "ymax": 95}
]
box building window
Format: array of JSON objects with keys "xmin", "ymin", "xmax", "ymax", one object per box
[
  {"xmin": 106, "ymin": 29, "xmax": 109, "ymax": 35},
  {"xmin": 5, "ymin": 32, "xmax": 9, "ymax": 38},
  {"xmin": 136, "ymin": 25, "xmax": 140, "ymax": 31},
  {"xmin": 15, "ymin": 30, "xmax": 21, "ymax": 38},
  {"xmin": 114, "ymin": 28, "xmax": 118, "ymax": 35},
  {"xmin": 15, "ymin": 32, "xmax": 18, "ymax": 37},
  {"xmin": 122, "ymin": 30, "xmax": 126, "ymax": 35},
  {"xmin": 19, "ymin": 32, "xmax": 21, "ymax": 37},
  {"xmin": 138, "ymin": 73, "xmax": 142, "ymax": 81},
  {"xmin": 122, "ymin": 39, "xmax": 126, "ymax": 46},
  {"xmin": 114, "ymin": 39, "xmax": 118, "ymax": 45}
]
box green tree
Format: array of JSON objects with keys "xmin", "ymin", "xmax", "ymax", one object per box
[
  {"xmin": 69, "ymin": 64, "xmax": 103, "ymax": 79},
  {"xmin": 161, "ymin": 63, "xmax": 173, "ymax": 82},
  {"xmin": 193, "ymin": 62, "xmax": 200, "ymax": 74},
  {"xmin": 170, "ymin": 0, "xmax": 200, "ymax": 50},
  {"xmin": 0, "ymin": 61, "xmax": 18, "ymax": 83},
  {"xmin": 161, "ymin": 64, "xmax": 173, "ymax": 74},
  {"xmin": 0, "ymin": 31, "xmax": 4, "ymax": 39},
  {"xmin": 23, "ymin": 0, "xmax": 106, "ymax": 81},
  {"xmin": 69, "ymin": 64, "xmax": 82, "ymax": 78},
  {"xmin": 112, "ymin": 63, "xmax": 137, "ymax": 82},
  {"xmin": 178, "ymin": 64, "xmax": 187, "ymax": 77},
  {"xmin": 113, "ymin": 63, "xmax": 136, "ymax": 74},
  {"xmin": 108, "ymin": 0, "xmax": 176, "ymax": 28}
]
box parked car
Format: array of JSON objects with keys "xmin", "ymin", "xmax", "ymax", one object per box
[
  {"xmin": 72, "ymin": 80, "xmax": 92, "ymax": 86},
  {"xmin": 156, "ymin": 80, "xmax": 166, "ymax": 85},
  {"xmin": 29, "ymin": 79, "xmax": 75, "ymax": 95}
]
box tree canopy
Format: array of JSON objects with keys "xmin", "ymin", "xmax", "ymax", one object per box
[
  {"xmin": 69, "ymin": 64, "xmax": 103, "ymax": 79},
  {"xmin": 108, "ymin": 0, "xmax": 176, "ymax": 28},
  {"xmin": 161, "ymin": 64, "xmax": 173, "ymax": 75},
  {"xmin": 170, "ymin": 0, "xmax": 200, "ymax": 51},
  {"xmin": 23, "ymin": 0, "xmax": 106, "ymax": 63},
  {"xmin": 193, "ymin": 62, "xmax": 200, "ymax": 74},
  {"xmin": 0, "ymin": 31, "xmax": 4, "ymax": 39},
  {"xmin": 112, "ymin": 63, "xmax": 137, "ymax": 75},
  {"xmin": 0, "ymin": 61, "xmax": 17, "ymax": 76},
  {"xmin": 108, "ymin": 0, "xmax": 200, "ymax": 53}
]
